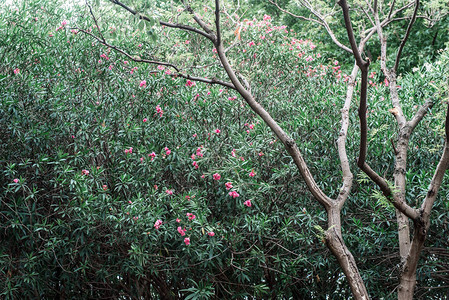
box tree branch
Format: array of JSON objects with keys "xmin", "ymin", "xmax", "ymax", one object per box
[
  {"xmin": 268, "ymin": 0, "xmax": 353, "ymax": 54},
  {"xmin": 77, "ymin": 29, "xmax": 235, "ymax": 90},
  {"xmin": 108, "ymin": 0, "xmax": 214, "ymax": 41},
  {"xmin": 393, "ymin": 0, "xmax": 419, "ymax": 73}
]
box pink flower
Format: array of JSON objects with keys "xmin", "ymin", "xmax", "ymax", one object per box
[
  {"xmin": 166, "ymin": 189, "xmax": 173, "ymax": 195},
  {"xmin": 229, "ymin": 191, "xmax": 240, "ymax": 198},
  {"xmin": 263, "ymin": 14, "xmax": 271, "ymax": 21},
  {"xmin": 215, "ymin": 129, "xmax": 221, "ymax": 134},
  {"xmin": 140, "ymin": 157, "xmax": 144, "ymax": 163},
  {"xmin": 208, "ymin": 231, "xmax": 215, "ymax": 237},
  {"xmin": 102, "ymin": 185, "xmax": 108, "ymax": 191},
  {"xmin": 248, "ymin": 41, "xmax": 255, "ymax": 47},
  {"xmin": 13, "ymin": 178, "xmax": 19, "ymax": 183},
  {"xmin": 258, "ymin": 152, "xmax": 264, "ymax": 156},
  {"xmin": 157, "ymin": 65, "xmax": 165, "ymax": 70},
  {"xmin": 123, "ymin": 60, "xmax": 128, "ymax": 64},
  {"xmin": 186, "ymin": 213, "xmax": 196, "ymax": 220},
  {"xmin": 128, "ymin": 200, "xmax": 133, "ymax": 204},
  {"xmin": 249, "ymin": 170, "xmax": 255, "ymax": 177},
  {"xmin": 244, "ymin": 200, "xmax": 252, "ymax": 207},
  {"xmin": 201, "ymin": 174, "xmax": 205, "ymax": 179},
  {"xmin": 177, "ymin": 226, "xmax": 186, "ymax": 236},
  {"xmin": 13, "ymin": 68, "xmax": 20, "ymax": 74},
  {"xmin": 185, "ymin": 80, "xmax": 195, "ymax": 87},
  {"xmin": 155, "ymin": 105, "xmax": 163, "ymax": 117},
  {"xmin": 81, "ymin": 169, "xmax": 89, "ymax": 176},
  {"xmin": 192, "ymin": 161, "xmax": 199, "ymax": 169},
  {"xmin": 124, "ymin": 147, "xmax": 133, "ymax": 154},
  {"xmin": 61, "ymin": 20, "xmax": 67, "ymax": 26},
  {"xmin": 185, "ymin": 40, "xmax": 190, "ymax": 44},
  {"xmin": 143, "ymin": 118, "xmax": 147, "ymax": 122},
  {"xmin": 164, "ymin": 147, "xmax": 171, "ymax": 156},
  {"xmin": 139, "ymin": 80, "xmax": 147, "ymax": 88},
  {"xmin": 176, "ymin": 218, "xmax": 181, "ymax": 223},
  {"xmin": 148, "ymin": 152, "xmax": 156, "ymax": 161},
  {"xmin": 192, "ymin": 133, "xmax": 197, "ymax": 138},
  {"xmin": 231, "ymin": 149, "xmax": 236, "ymax": 157},
  {"xmin": 138, "ymin": 44, "xmax": 142, "ymax": 47},
  {"xmin": 108, "ymin": 65, "xmax": 113, "ymax": 70},
  {"xmin": 184, "ymin": 237, "xmax": 190, "ymax": 245},
  {"xmin": 225, "ymin": 182, "xmax": 233, "ymax": 190},
  {"xmin": 213, "ymin": 173, "xmax": 221, "ymax": 181},
  {"xmin": 154, "ymin": 219, "xmax": 163, "ymax": 229}
]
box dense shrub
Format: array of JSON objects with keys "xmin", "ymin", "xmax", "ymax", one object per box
[{"xmin": 1, "ymin": 0, "xmax": 448, "ymax": 298}]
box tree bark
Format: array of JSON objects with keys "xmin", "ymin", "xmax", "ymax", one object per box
[{"xmin": 326, "ymin": 208, "xmax": 369, "ymax": 300}]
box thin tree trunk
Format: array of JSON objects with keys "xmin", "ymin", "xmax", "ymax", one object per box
[{"xmin": 326, "ymin": 209, "xmax": 369, "ymax": 300}]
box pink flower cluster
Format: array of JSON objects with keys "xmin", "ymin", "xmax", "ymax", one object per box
[
  {"xmin": 124, "ymin": 147, "xmax": 133, "ymax": 154},
  {"xmin": 164, "ymin": 147, "xmax": 171, "ymax": 156},
  {"xmin": 184, "ymin": 237, "xmax": 190, "ymax": 245},
  {"xmin": 81, "ymin": 169, "xmax": 89, "ymax": 176},
  {"xmin": 185, "ymin": 80, "xmax": 195, "ymax": 87},
  {"xmin": 213, "ymin": 173, "xmax": 221, "ymax": 181},
  {"xmin": 139, "ymin": 80, "xmax": 146, "ymax": 87},
  {"xmin": 229, "ymin": 191, "xmax": 240, "ymax": 198},
  {"xmin": 148, "ymin": 152, "xmax": 156, "ymax": 161},
  {"xmin": 177, "ymin": 226, "xmax": 186, "ymax": 236},
  {"xmin": 186, "ymin": 213, "xmax": 196, "ymax": 220},
  {"xmin": 154, "ymin": 219, "xmax": 163, "ymax": 229},
  {"xmin": 244, "ymin": 200, "xmax": 252, "ymax": 207},
  {"xmin": 155, "ymin": 105, "xmax": 163, "ymax": 117}
]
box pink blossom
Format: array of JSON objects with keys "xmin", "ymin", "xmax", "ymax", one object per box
[
  {"xmin": 81, "ymin": 169, "xmax": 89, "ymax": 176},
  {"xmin": 229, "ymin": 191, "xmax": 240, "ymax": 198},
  {"xmin": 263, "ymin": 14, "xmax": 271, "ymax": 21},
  {"xmin": 185, "ymin": 40, "xmax": 190, "ymax": 44},
  {"xmin": 225, "ymin": 182, "xmax": 233, "ymax": 190},
  {"xmin": 138, "ymin": 44, "xmax": 142, "ymax": 48},
  {"xmin": 108, "ymin": 65, "xmax": 113, "ymax": 70},
  {"xmin": 61, "ymin": 20, "xmax": 67, "ymax": 26},
  {"xmin": 201, "ymin": 174, "xmax": 205, "ymax": 179},
  {"xmin": 192, "ymin": 161, "xmax": 199, "ymax": 169},
  {"xmin": 185, "ymin": 80, "xmax": 195, "ymax": 87},
  {"xmin": 140, "ymin": 157, "xmax": 144, "ymax": 163},
  {"xmin": 148, "ymin": 152, "xmax": 156, "ymax": 161},
  {"xmin": 231, "ymin": 149, "xmax": 236, "ymax": 157},
  {"xmin": 193, "ymin": 133, "xmax": 197, "ymax": 138},
  {"xmin": 213, "ymin": 173, "xmax": 221, "ymax": 181},
  {"xmin": 164, "ymin": 147, "xmax": 171, "ymax": 156},
  {"xmin": 187, "ymin": 213, "xmax": 196, "ymax": 220},
  {"xmin": 316, "ymin": 53, "xmax": 321, "ymax": 58},
  {"xmin": 128, "ymin": 200, "xmax": 133, "ymax": 204},
  {"xmin": 244, "ymin": 200, "xmax": 252, "ymax": 207},
  {"xmin": 176, "ymin": 218, "xmax": 181, "ymax": 223},
  {"xmin": 215, "ymin": 129, "xmax": 221, "ymax": 134},
  {"xmin": 177, "ymin": 226, "xmax": 186, "ymax": 236},
  {"xmin": 139, "ymin": 80, "xmax": 147, "ymax": 88},
  {"xmin": 143, "ymin": 118, "xmax": 147, "ymax": 122},
  {"xmin": 155, "ymin": 105, "xmax": 163, "ymax": 117},
  {"xmin": 208, "ymin": 231, "xmax": 215, "ymax": 237},
  {"xmin": 249, "ymin": 170, "xmax": 255, "ymax": 177},
  {"xmin": 123, "ymin": 60, "xmax": 128, "ymax": 64},
  {"xmin": 102, "ymin": 185, "xmax": 108, "ymax": 191},
  {"xmin": 13, "ymin": 68, "xmax": 20, "ymax": 74},
  {"xmin": 13, "ymin": 178, "xmax": 19, "ymax": 183},
  {"xmin": 166, "ymin": 189, "xmax": 173, "ymax": 195},
  {"xmin": 154, "ymin": 219, "xmax": 163, "ymax": 229},
  {"xmin": 248, "ymin": 41, "xmax": 255, "ymax": 47},
  {"xmin": 184, "ymin": 237, "xmax": 190, "ymax": 245},
  {"xmin": 157, "ymin": 65, "xmax": 165, "ymax": 70}
]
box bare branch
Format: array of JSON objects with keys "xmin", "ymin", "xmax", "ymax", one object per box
[
  {"xmin": 393, "ymin": 0, "xmax": 420, "ymax": 73},
  {"xmin": 77, "ymin": 29, "xmax": 236, "ymax": 90},
  {"xmin": 214, "ymin": 0, "xmax": 221, "ymax": 46},
  {"xmin": 408, "ymin": 98, "xmax": 435, "ymax": 131},
  {"xmin": 108, "ymin": 0, "xmax": 214, "ymax": 41},
  {"xmin": 268, "ymin": 0, "xmax": 353, "ymax": 54}
]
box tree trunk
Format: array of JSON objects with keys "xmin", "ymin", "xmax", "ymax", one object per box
[
  {"xmin": 397, "ymin": 222, "xmax": 426, "ymax": 300},
  {"xmin": 326, "ymin": 209, "xmax": 369, "ymax": 300}
]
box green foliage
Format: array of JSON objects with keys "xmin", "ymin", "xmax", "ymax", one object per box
[{"xmin": 1, "ymin": 0, "xmax": 448, "ymax": 299}]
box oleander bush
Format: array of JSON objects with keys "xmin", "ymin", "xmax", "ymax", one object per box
[{"xmin": 1, "ymin": 0, "xmax": 448, "ymax": 298}]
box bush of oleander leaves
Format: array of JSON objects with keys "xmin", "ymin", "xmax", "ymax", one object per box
[{"xmin": 1, "ymin": 0, "xmax": 448, "ymax": 298}]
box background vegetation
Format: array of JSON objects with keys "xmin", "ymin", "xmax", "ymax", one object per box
[{"xmin": 1, "ymin": 0, "xmax": 448, "ymax": 298}]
